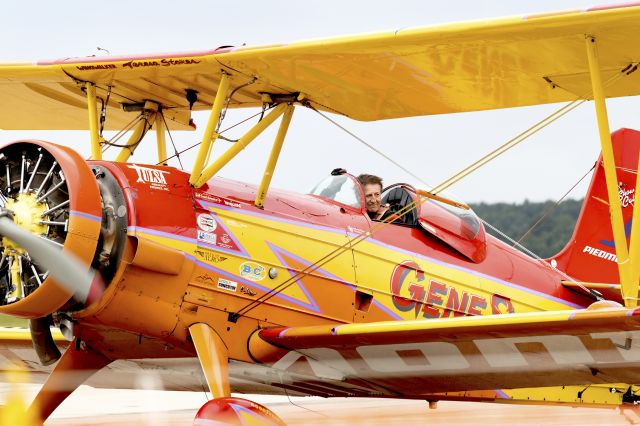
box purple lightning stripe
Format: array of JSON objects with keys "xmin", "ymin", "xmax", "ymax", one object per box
[
  {"xmin": 128, "ymin": 225, "xmax": 196, "ymax": 244},
  {"xmin": 230, "ymin": 403, "xmax": 265, "ymax": 425},
  {"xmin": 197, "ymin": 199, "xmax": 348, "ymax": 235},
  {"xmin": 205, "ymin": 210, "xmax": 249, "ymax": 257},
  {"xmin": 69, "ymin": 210, "xmax": 102, "ymax": 222},
  {"xmin": 195, "ymin": 240, "xmax": 245, "ymax": 257},
  {"xmin": 371, "ymin": 299, "xmax": 403, "ymax": 320},
  {"xmin": 266, "ymin": 242, "xmax": 333, "ymax": 314},
  {"xmin": 278, "ymin": 328, "xmax": 290, "ymax": 338},
  {"xmin": 122, "ymin": 227, "xmax": 199, "ymax": 266},
  {"xmin": 198, "ymin": 199, "xmax": 580, "ymax": 310},
  {"xmin": 495, "ymin": 389, "xmax": 511, "ymax": 399},
  {"xmin": 196, "ymin": 261, "xmax": 321, "ymax": 312},
  {"xmin": 266, "ymin": 242, "xmax": 401, "ymax": 320}
]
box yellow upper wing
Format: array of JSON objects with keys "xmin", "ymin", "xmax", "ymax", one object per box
[{"xmin": 1, "ymin": 3, "xmax": 640, "ymax": 130}]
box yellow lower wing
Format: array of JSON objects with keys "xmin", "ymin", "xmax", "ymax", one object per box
[{"xmin": 249, "ymin": 306, "xmax": 640, "ymax": 398}]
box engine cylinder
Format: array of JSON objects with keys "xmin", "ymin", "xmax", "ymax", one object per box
[{"xmin": 0, "ymin": 140, "xmax": 102, "ymax": 318}]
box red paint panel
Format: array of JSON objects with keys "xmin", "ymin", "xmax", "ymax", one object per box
[{"xmin": 553, "ymin": 128, "xmax": 640, "ymax": 301}]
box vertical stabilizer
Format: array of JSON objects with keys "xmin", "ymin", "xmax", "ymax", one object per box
[{"xmin": 553, "ymin": 128, "xmax": 640, "ymax": 298}]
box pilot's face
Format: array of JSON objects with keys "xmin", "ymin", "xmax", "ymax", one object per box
[{"xmin": 363, "ymin": 183, "xmax": 382, "ymax": 213}]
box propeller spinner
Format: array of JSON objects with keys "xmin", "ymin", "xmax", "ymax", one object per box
[{"xmin": 0, "ymin": 214, "xmax": 103, "ymax": 305}]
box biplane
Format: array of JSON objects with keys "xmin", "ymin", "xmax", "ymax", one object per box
[{"xmin": 2, "ymin": 2, "xmax": 640, "ymax": 425}]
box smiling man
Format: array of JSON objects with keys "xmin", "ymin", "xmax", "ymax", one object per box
[{"xmin": 358, "ymin": 174, "xmax": 394, "ymax": 221}]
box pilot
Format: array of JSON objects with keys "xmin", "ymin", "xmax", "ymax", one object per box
[{"xmin": 357, "ymin": 174, "xmax": 400, "ymax": 222}]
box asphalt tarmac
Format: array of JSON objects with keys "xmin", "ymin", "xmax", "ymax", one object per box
[{"xmin": 1, "ymin": 383, "xmax": 638, "ymax": 425}]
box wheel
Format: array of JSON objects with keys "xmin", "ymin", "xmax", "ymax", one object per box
[{"xmin": 194, "ymin": 397, "xmax": 286, "ymax": 426}]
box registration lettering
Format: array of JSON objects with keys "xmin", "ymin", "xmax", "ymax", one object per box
[{"xmin": 265, "ymin": 330, "xmax": 640, "ymax": 377}]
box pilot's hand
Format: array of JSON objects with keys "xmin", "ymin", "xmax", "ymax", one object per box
[{"xmin": 375, "ymin": 204, "xmax": 390, "ymax": 220}]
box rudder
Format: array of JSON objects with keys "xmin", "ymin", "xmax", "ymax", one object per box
[{"xmin": 552, "ymin": 128, "xmax": 640, "ymax": 300}]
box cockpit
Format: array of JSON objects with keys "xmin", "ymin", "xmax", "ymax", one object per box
[
  {"xmin": 380, "ymin": 183, "xmax": 419, "ymax": 226},
  {"xmin": 309, "ymin": 170, "xmax": 487, "ymax": 263}
]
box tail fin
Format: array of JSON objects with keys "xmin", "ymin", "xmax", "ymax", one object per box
[{"xmin": 553, "ymin": 128, "xmax": 640, "ymax": 295}]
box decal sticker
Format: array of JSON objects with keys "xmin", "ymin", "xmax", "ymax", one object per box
[
  {"xmin": 193, "ymin": 210, "xmax": 246, "ymax": 255},
  {"xmin": 197, "ymin": 213, "xmax": 217, "ymax": 232},
  {"xmin": 240, "ymin": 262, "xmax": 266, "ymax": 282},
  {"xmin": 76, "ymin": 64, "xmax": 116, "ymax": 71},
  {"xmin": 240, "ymin": 285, "xmax": 257, "ymax": 297},
  {"xmin": 122, "ymin": 58, "xmax": 200, "ymax": 69},
  {"xmin": 127, "ymin": 164, "xmax": 170, "ymax": 191},
  {"xmin": 217, "ymin": 278, "xmax": 237, "ymax": 292},
  {"xmin": 194, "ymin": 192, "xmax": 242, "ymax": 208},
  {"xmin": 583, "ymin": 245, "xmax": 617, "ymax": 262},
  {"xmin": 197, "ymin": 230, "xmax": 217, "ymax": 245},
  {"xmin": 195, "ymin": 249, "xmax": 227, "ymax": 263},
  {"xmin": 619, "ymin": 182, "xmax": 635, "ymax": 208},
  {"xmin": 194, "ymin": 274, "xmax": 216, "ymax": 285},
  {"xmin": 215, "ymin": 232, "xmax": 239, "ymax": 251}
]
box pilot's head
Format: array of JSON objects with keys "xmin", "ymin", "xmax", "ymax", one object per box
[{"xmin": 358, "ymin": 174, "xmax": 383, "ymax": 214}]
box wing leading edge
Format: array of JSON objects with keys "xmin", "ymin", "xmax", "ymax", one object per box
[
  {"xmin": 1, "ymin": 4, "xmax": 640, "ymax": 130},
  {"xmin": 248, "ymin": 306, "xmax": 640, "ymax": 397}
]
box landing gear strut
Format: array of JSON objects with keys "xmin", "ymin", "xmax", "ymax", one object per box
[{"xmin": 189, "ymin": 323, "xmax": 285, "ymax": 425}]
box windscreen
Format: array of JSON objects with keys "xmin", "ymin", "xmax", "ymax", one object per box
[{"xmin": 309, "ymin": 175, "xmax": 362, "ymax": 208}]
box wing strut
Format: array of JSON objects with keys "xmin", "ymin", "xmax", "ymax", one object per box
[
  {"xmin": 255, "ymin": 104, "xmax": 294, "ymax": 208},
  {"xmin": 190, "ymin": 71, "xmax": 231, "ymax": 185},
  {"xmin": 155, "ymin": 112, "xmax": 167, "ymax": 166},
  {"xmin": 114, "ymin": 104, "xmax": 157, "ymax": 163},
  {"xmin": 85, "ymin": 82, "xmax": 102, "ymax": 161},
  {"xmin": 585, "ymin": 36, "xmax": 636, "ymax": 307},
  {"xmin": 192, "ymin": 103, "xmax": 289, "ymax": 187},
  {"xmin": 189, "ymin": 323, "xmax": 231, "ymax": 398}
]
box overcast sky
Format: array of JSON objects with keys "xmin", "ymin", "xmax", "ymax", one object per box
[{"xmin": 0, "ymin": 1, "xmax": 637, "ymax": 204}]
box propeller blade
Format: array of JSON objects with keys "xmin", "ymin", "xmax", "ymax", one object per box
[{"xmin": 0, "ymin": 216, "xmax": 103, "ymax": 305}]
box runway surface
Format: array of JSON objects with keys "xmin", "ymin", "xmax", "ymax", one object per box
[{"xmin": 2, "ymin": 383, "xmax": 639, "ymax": 425}]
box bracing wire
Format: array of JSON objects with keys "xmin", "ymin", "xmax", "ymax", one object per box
[
  {"xmin": 515, "ymin": 164, "xmax": 595, "ymax": 246},
  {"xmin": 264, "ymin": 66, "xmax": 633, "ymax": 300},
  {"xmin": 430, "ymin": 69, "xmax": 627, "ymax": 195},
  {"xmin": 280, "ymin": 374, "xmax": 330, "ymax": 419},
  {"xmin": 431, "ymin": 99, "xmax": 586, "ymax": 194},
  {"xmin": 232, "ymin": 187, "xmax": 434, "ymax": 319},
  {"xmin": 233, "ymin": 66, "xmax": 637, "ymax": 316},
  {"xmin": 157, "ymin": 106, "xmax": 275, "ymax": 165},
  {"xmin": 310, "ymin": 106, "xmax": 428, "ymax": 186},
  {"xmin": 159, "ymin": 112, "xmax": 184, "ymax": 170},
  {"xmin": 98, "ymin": 115, "xmax": 143, "ymax": 156},
  {"xmin": 98, "ymin": 114, "xmax": 152, "ymax": 161}
]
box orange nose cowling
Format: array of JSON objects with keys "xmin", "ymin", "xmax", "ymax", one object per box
[{"xmin": 0, "ymin": 140, "xmax": 102, "ymax": 318}]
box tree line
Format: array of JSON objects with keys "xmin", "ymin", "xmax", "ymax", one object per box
[{"xmin": 470, "ymin": 198, "xmax": 583, "ymax": 259}]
